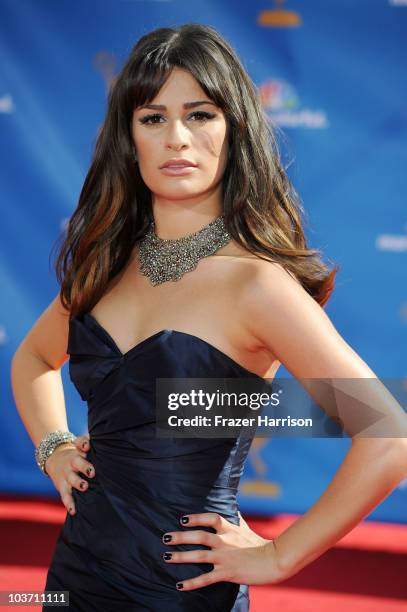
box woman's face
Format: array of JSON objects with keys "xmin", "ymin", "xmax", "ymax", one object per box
[{"xmin": 131, "ymin": 68, "xmax": 229, "ymax": 201}]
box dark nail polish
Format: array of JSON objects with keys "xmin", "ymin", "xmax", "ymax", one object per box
[
  {"xmin": 180, "ymin": 516, "xmax": 189, "ymax": 524},
  {"xmin": 163, "ymin": 552, "xmax": 172, "ymax": 561},
  {"xmin": 163, "ymin": 534, "xmax": 172, "ymax": 543},
  {"xmin": 176, "ymin": 582, "xmax": 183, "ymax": 590},
  {"xmin": 86, "ymin": 467, "xmax": 92, "ymax": 476},
  {"xmin": 80, "ymin": 481, "xmax": 86, "ymax": 489}
]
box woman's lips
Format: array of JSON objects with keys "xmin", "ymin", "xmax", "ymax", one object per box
[{"xmin": 160, "ymin": 165, "xmax": 197, "ymax": 176}]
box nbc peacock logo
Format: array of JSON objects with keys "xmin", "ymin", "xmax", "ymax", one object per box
[{"xmin": 259, "ymin": 78, "xmax": 329, "ymax": 129}]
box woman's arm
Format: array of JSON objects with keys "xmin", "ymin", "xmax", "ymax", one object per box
[
  {"xmin": 11, "ymin": 293, "xmax": 97, "ymax": 513},
  {"xmin": 243, "ymin": 261, "xmax": 407, "ymax": 580},
  {"xmin": 261, "ymin": 437, "xmax": 406, "ymax": 580},
  {"xmin": 11, "ymin": 293, "xmax": 72, "ymax": 448}
]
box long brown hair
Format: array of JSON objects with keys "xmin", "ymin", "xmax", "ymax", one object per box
[{"xmin": 54, "ymin": 23, "xmax": 339, "ymax": 317}]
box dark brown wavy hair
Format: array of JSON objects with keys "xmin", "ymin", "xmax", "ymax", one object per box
[{"xmin": 54, "ymin": 22, "xmax": 339, "ymax": 317}]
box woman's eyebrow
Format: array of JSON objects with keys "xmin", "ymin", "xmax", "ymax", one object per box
[{"xmin": 137, "ymin": 100, "xmax": 216, "ymax": 111}]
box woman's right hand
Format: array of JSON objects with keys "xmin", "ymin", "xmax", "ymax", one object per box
[{"xmin": 44, "ymin": 434, "xmax": 95, "ymax": 516}]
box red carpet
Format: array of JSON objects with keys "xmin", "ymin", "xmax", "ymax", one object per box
[{"xmin": 1, "ymin": 494, "xmax": 406, "ymax": 611}]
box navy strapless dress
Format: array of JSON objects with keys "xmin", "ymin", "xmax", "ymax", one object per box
[{"xmin": 43, "ymin": 312, "xmax": 269, "ymax": 611}]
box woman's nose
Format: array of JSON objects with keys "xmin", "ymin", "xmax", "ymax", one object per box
[{"xmin": 164, "ymin": 119, "xmax": 190, "ymax": 148}]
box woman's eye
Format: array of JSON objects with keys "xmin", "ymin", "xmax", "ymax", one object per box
[
  {"xmin": 139, "ymin": 113, "xmax": 163, "ymax": 125},
  {"xmin": 189, "ymin": 111, "xmax": 215, "ymax": 121},
  {"xmin": 139, "ymin": 111, "xmax": 215, "ymax": 125}
]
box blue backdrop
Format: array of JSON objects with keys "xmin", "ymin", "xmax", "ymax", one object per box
[{"xmin": 1, "ymin": 0, "xmax": 406, "ymax": 522}]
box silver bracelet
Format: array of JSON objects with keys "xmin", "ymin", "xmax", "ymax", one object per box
[{"xmin": 35, "ymin": 430, "xmax": 77, "ymax": 477}]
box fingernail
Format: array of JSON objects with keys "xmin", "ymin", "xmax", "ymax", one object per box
[
  {"xmin": 86, "ymin": 467, "xmax": 93, "ymax": 476},
  {"xmin": 176, "ymin": 582, "xmax": 183, "ymax": 590},
  {"xmin": 180, "ymin": 516, "xmax": 189, "ymax": 524},
  {"xmin": 69, "ymin": 507, "xmax": 75, "ymax": 515},
  {"xmin": 163, "ymin": 534, "xmax": 172, "ymax": 543},
  {"xmin": 80, "ymin": 481, "xmax": 87, "ymax": 489},
  {"xmin": 163, "ymin": 552, "xmax": 172, "ymax": 561},
  {"xmin": 82, "ymin": 441, "xmax": 88, "ymax": 449}
]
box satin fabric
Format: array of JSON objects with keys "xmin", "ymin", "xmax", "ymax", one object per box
[{"xmin": 43, "ymin": 313, "xmax": 270, "ymax": 611}]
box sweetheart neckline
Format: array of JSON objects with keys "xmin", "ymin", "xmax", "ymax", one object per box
[{"xmin": 71, "ymin": 312, "xmax": 268, "ymax": 382}]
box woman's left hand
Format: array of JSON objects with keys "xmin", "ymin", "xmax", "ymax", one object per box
[{"xmin": 162, "ymin": 511, "xmax": 283, "ymax": 590}]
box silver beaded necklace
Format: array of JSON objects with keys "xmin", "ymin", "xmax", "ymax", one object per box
[{"xmin": 138, "ymin": 214, "xmax": 232, "ymax": 286}]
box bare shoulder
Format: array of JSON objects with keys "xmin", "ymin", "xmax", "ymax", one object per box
[
  {"xmin": 216, "ymin": 239, "xmax": 298, "ymax": 273},
  {"xmin": 238, "ymin": 256, "xmax": 317, "ymax": 331},
  {"xmin": 242, "ymin": 256, "xmax": 302, "ymax": 284},
  {"xmin": 236, "ymin": 257, "xmax": 306, "ymax": 328},
  {"xmin": 217, "ymin": 242, "xmax": 302, "ymax": 291},
  {"xmin": 237, "ymin": 255, "xmax": 378, "ymax": 380},
  {"xmin": 212, "ymin": 241, "xmax": 304, "ymax": 312}
]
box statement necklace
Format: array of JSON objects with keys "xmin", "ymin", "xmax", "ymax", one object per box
[{"xmin": 138, "ymin": 214, "xmax": 231, "ymax": 286}]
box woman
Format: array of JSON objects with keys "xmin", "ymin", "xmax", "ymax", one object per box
[{"xmin": 11, "ymin": 23, "xmax": 407, "ymax": 612}]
